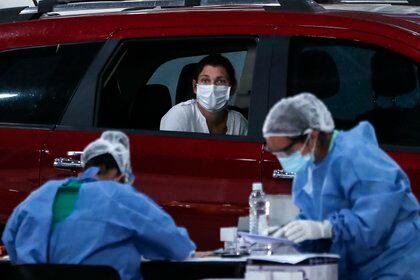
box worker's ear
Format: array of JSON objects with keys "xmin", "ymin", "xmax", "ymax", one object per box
[
  {"xmin": 310, "ymin": 130, "xmax": 319, "ymax": 140},
  {"xmin": 114, "ymin": 173, "xmax": 125, "ymax": 183},
  {"xmin": 309, "ymin": 130, "xmax": 320, "ymax": 149}
]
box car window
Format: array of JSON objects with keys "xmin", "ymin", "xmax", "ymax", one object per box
[
  {"xmin": 287, "ymin": 37, "xmax": 420, "ymax": 147},
  {"xmin": 96, "ymin": 37, "xmax": 257, "ymax": 136},
  {"xmin": 0, "ymin": 42, "xmax": 103, "ymax": 126}
]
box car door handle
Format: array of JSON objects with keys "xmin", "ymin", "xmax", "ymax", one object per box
[
  {"xmin": 67, "ymin": 151, "xmax": 83, "ymax": 157},
  {"xmin": 272, "ymin": 169, "xmax": 295, "ymax": 180},
  {"xmin": 53, "ymin": 157, "xmax": 82, "ymax": 170}
]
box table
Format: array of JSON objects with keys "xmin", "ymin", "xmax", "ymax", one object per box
[
  {"xmin": 141, "ymin": 255, "xmax": 339, "ymax": 280},
  {"xmin": 141, "ymin": 257, "xmax": 247, "ymax": 280},
  {"xmin": 1, "ymin": 255, "xmax": 338, "ymax": 280},
  {"xmin": 0, "ymin": 259, "xmax": 11, "ymax": 279}
]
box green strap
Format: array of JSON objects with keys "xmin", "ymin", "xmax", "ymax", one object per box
[
  {"xmin": 328, "ymin": 130, "xmax": 340, "ymax": 153},
  {"xmin": 51, "ymin": 181, "xmax": 82, "ymax": 232}
]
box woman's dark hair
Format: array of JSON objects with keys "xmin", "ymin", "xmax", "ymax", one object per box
[
  {"xmin": 194, "ymin": 54, "xmax": 237, "ymax": 89},
  {"xmin": 84, "ymin": 153, "xmax": 121, "ymax": 175}
]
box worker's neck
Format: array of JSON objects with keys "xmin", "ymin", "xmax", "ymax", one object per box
[{"xmin": 95, "ymin": 172, "xmax": 118, "ymax": 181}]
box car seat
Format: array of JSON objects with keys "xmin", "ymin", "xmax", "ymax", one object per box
[
  {"xmin": 358, "ymin": 50, "xmax": 419, "ymax": 145},
  {"xmin": 176, "ymin": 63, "xmax": 197, "ymax": 104},
  {"xmin": 288, "ymin": 49, "xmax": 354, "ymax": 129},
  {"xmin": 289, "ymin": 49, "xmax": 340, "ymax": 99},
  {"xmin": 98, "ymin": 75, "xmax": 131, "ymax": 128},
  {"xmin": 129, "ymin": 84, "xmax": 172, "ymax": 130}
]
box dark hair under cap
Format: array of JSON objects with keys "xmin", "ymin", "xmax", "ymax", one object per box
[
  {"xmin": 84, "ymin": 153, "xmax": 121, "ymax": 175},
  {"xmin": 194, "ymin": 54, "xmax": 237, "ymax": 90}
]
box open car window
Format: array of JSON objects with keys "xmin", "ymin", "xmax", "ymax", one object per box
[{"xmin": 96, "ymin": 37, "xmax": 257, "ymax": 137}]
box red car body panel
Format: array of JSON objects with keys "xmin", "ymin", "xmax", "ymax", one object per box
[
  {"xmin": 0, "ymin": 6, "xmax": 418, "ymax": 249},
  {"xmin": 0, "ymin": 128, "xmax": 48, "ymax": 222},
  {"xmin": 39, "ymin": 130, "xmax": 261, "ymax": 249},
  {"xmin": 0, "ymin": 9, "xmax": 418, "ymax": 56}
]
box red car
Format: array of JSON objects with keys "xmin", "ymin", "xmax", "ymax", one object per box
[{"xmin": 0, "ymin": 0, "xmax": 419, "ymax": 250}]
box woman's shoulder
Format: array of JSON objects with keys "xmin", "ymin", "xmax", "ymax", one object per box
[
  {"xmin": 227, "ymin": 109, "xmax": 248, "ymax": 135},
  {"xmin": 228, "ymin": 109, "xmax": 247, "ymax": 123},
  {"xmin": 166, "ymin": 99, "xmax": 196, "ymax": 116}
]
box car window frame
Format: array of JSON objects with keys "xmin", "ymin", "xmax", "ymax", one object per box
[{"xmin": 60, "ymin": 39, "xmax": 118, "ymax": 129}]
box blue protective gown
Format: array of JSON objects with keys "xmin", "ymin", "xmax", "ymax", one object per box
[
  {"xmin": 2, "ymin": 171, "xmax": 196, "ymax": 280},
  {"xmin": 293, "ymin": 122, "xmax": 420, "ymax": 279}
]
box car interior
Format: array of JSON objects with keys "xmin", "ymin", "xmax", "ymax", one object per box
[
  {"xmin": 287, "ymin": 37, "xmax": 420, "ymax": 146},
  {"xmin": 359, "ymin": 49, "xmax": 420, "ymax": 146}
]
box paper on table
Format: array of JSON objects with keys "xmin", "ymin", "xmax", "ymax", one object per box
[
  {"xmin": 238, "ymin": 231, "xmax": 294, "ymax": 245},
  {"xmin": 249, "ymin": 254, "xmax": 340, "ymax": 265}
]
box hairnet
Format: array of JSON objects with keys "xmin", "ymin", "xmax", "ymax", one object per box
[
  {"xmin": 263, "ymin": 93, "xmax": 334, "ymax": 137},
  {"xmin": 100, "ymin": 131, "xmax": 132, "ymax": 171},
  {"xmin": 101, "ymin": 130, "xmax": 130, "ymax": 151},
  {"xmin": 81, "ymin": 131, "xmax": 133, "ymax": 183}
]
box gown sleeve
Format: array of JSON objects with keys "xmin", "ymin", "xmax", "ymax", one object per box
[
  {"xmin": 328, "ymin": 150, "xmax": 408, "ymax": 248},
  {"xmin": 2, "ymin": 204, "xmax": 24, "ymax": 263},
  {"xmin": 293, "ymin": 211, "xmax": 332, "ymax": 253},
  {"xmin": 118, "ymin": 188, "xmax": 196, "ymax": 260}
]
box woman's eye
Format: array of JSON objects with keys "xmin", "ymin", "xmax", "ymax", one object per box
[
  {"xmin": 216, "ymin": 80, "xmax": 228, "ymax": 85},
  {"xmin": 199, "ymin": 79, "xmax": 210, "ymax": 84}
]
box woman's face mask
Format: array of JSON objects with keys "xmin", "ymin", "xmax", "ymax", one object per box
[{"xmin": 196, "ymin": 84, "xmax": 231, "ymax": 112}]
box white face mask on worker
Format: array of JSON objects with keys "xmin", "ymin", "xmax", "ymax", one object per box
[{"xmin": 196, "ymin": 84, "xmax": 231, "ymax": 112}]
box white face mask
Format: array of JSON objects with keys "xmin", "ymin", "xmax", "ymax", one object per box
[{"xmin": 196, "ymin": 84, "xmax": 231, "ymax": 112}]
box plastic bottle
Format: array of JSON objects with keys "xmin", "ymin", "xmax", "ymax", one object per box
[{"xmin": 249, "ymin": 182, "xmax": 270, "ymax": 236}]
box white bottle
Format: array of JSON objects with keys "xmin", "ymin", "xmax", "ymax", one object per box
[{"xmin": 249, "ymin": 182, "xmax": 270, "ymax": 236}]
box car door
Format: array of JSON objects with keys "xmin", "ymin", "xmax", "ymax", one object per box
[
  {"xmin": 262, "ymin": 33, "xmax": 420, "ymax": 226},
  {"xmin": 40, "ymin": 35, "xmax": 275, "ymax": 250},
  {"xmin": 0, "ymin": 128, "xmax": 46, "ymax": 226},
  {"xmin": 0, "ymin": 42, "xmax": 103, "ymax": 230}
]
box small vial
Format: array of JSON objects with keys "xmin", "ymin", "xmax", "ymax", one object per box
[{"xmin": 220, "ymin": 227, "xmax": 238, "ymax": 254}]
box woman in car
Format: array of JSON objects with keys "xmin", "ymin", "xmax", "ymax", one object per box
[{"xmin": 160, "ymin": 54, "xmax": 248, "ymax": 135}]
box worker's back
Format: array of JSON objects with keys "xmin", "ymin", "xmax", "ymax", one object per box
[{"xmin": 2, "ymin": 176, "xmax": 196, "ymax": 280}]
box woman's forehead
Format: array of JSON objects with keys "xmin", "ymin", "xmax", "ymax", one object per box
[{"xmin": 199, "ymin": 65, "xmax": 228, "ymax": 78}]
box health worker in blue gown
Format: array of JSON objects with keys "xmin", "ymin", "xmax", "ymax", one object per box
[
  {"xmin": 2, "ymin": 131, "xmax": 196, "ymax": 280},
  {"xmin": 263, "ymin": 93, "xmax": 420, "ymax": 279}
]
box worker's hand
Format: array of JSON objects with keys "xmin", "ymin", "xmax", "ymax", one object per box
[{"xmin": 275, "ymin": 220, "xmax": 333, "ymax": 243}]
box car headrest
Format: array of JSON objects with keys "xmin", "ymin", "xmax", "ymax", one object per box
[
  {"xmin": 129, "ymin": 84, "xmax": 172, "ymax": 130},
  {"xmin": 371, "ymin": 50, "xmax": 417, "ymax": 97},
  {"xmin": 176, "ymin": 63, "xmax": 197, "ymax": 104},
  {"xmin": 290, "ymin": 50, "xmax": 340, "ymax": 99}
]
